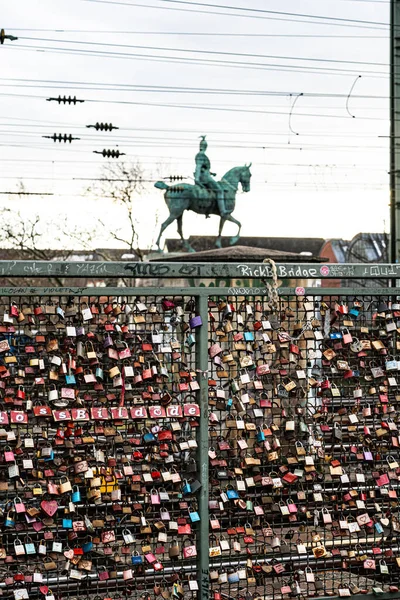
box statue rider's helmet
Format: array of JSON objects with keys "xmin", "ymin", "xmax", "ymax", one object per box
[{"xmin": 199, "ymin": 135, "xmax": 208, "ymax": 152}]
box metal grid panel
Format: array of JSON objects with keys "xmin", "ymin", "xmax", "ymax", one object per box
[
  {"xmin": 1, "ymin": 258, "xmax": 400, "ymax": 600},
  {"xmin": 0, "ymin": 293, "xmax": 201, "ymax": 600},
  {"xmin": 207, "ymin": 292, "xmax": 400, "ymax": 600}
]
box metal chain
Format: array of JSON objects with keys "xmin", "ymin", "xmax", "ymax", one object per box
[
  {"xmin": 292, "ymin": 319, "xmax": 313, "ymax": 342},
  {"xmin": 262, "ymin": 258, "xmax": 280, "ymax": 312},
  {"xmin": 324, "ymin": 307, "xmax": 331, "ymax": 339}
]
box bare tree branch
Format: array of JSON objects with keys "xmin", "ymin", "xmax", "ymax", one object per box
[{"xmin": 87, "ymin": 160, "xmax": 150, "ymax": 262}]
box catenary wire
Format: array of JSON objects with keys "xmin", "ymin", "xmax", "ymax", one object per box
[
  {"xmin": 0, "ymin": 95, "xmax": 389, "ymax": 112},
  {"xmin": 6, "ymin": 29, "xmax": 390, "ymax": 37},
  {"xmin": 0, "ymin": 130, "xmax": 391, "ymax": 148},
  {"xmin": 16, "ymin": 36, "xmax": 389, "ymax": 67},
  {"xmin": 0, "ymin": 90, "xmax": 391, "ymax": 120},
  {"xmin": 116, "ymin": 0, "xmax": 390, "ymax": 26},
  {"xmin": 0, "ymin": 78, "xmax": 392, "ymax": 99},
  {"xmin": 0, "ymin": 159, "xmax": 388, "ymax": 170},
  {"xmin": 0, "ymin": 124, "xmax": 391, "ymax": 142},
  {"xmin": 80, "ymin": 1, "xmax": 390, "ymax": 30},
  {"xmin": 82, "ymin": 0, "xmax": 390, "ymax": 30},
  {"xmin": 5, "ymin": 46, "xmax": 389, "ymax": 78}
]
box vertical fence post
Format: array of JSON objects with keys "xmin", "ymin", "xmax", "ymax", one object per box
[{"xmin": 196, "ymin": 292, "xmax": 210, "ymax": 599}]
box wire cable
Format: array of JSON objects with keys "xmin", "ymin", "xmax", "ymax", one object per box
[
  {"xmin": 80, "ymin": 0, "xmax": 391, "ymax": 30},
  {"xmin": 6, "ymin": 29, "xmax": 390, "ymax": 37},
  {"xmin": 5, "ymin": 45, "xmax": 389, "ymax": 78},
  {"xmin": 0, "ymin": 90, "xmax": 391, "ymax": 120},
  {"xmin": 133, "ymin": 0, "xmax": 391, "ymax": 26},
  {"xmin": 289, "ymin": 93, "xmax": 304, "ymax": 137},
  {"xmin": 346, "ymin": 75, "xmax": 362, "ymax": 118},
  {"xmin": 82, "ymin": 0, "xmax": 390, "ymax": 29},
  {"xmin": 0, "ymin": 78, "xmax": 391, "ymax": 99},
  {"xmin": 16, "ymin": 36, "xmax": 389, "ymax": 67}
]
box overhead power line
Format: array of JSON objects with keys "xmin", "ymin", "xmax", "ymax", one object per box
[
  {"xmin": 0, "ymin": 90, "xmax": 391, "ymax": 120},
  {"xmin": 126, "ymin": 0, "xmax": 390, "ymax": 26},
  {"xmin": 0, "ymin": 130, "xmax": 391, "ymax": 147},
  {"xmin": 5, "ymin": 29, "xmax": 390, "ymax": 37},
  {"xmin": 0, "ymin": 124, "xmax": 391, "ymax": 141},
  {"xmin": 6, "ymin": 45, "xmax": 389, "ymax": 78},
  {"xmin": 0, "ymin": 78, "xmax": 391, "ymax": 100},
  {"xmin": 82, "ymin": 0, "xmax": 390, "ymax": 30},
  {"xmin": 17, "ymin": 36, "xmax": 389, "ymax": 67},
  {"xmin": 338, "ymin": 0, "xmax": 388, "ymax": 3}
]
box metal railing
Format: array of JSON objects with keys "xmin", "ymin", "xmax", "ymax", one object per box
[{"xmin": 0, "ymin": 261, "xmax": 399, "ymax": 600}]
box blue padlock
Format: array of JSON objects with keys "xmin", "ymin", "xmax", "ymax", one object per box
[
  {"xmin": 182, "ymin": 480, "xmax": 192, "ymax": 495},
  {"xmin": 186, "ymin": 334, "xmax": 195, "ymax": 347},
  {"xmin": 82, "ymin": 538, "xmax": 93, "ymax": 553},
  {"xmin": 228, "ymin": 571, "xmax": 240, "ymax": 584},
  {"xmin": 96, "ymin": 367, "xmax": 104, "ymax": 380},
  {"xmin": 4, "ymin": 513, "xmax": 15, "ymax": 528},
  {"xmin": 256, "ymin": 428, "xmax": 265, "ymax": 442},
  {"xmin": 65, "ymin": 374, "xmax": 76, "ymax": 385},
  {"xmin": 72, "ymin": 486, "xmax": 81, "ymax": 503},
  {"xmin": 43, "ymin": 450, "xmax": 54, "ymax": 462},
  {"xmin": 375, "ymin": 522, "xmax": 384, "ymax": 534},
  {"xmin": 189, "ymin": 510, "xmax": 200, "ymax": 523},
  {"xmin": 244, "ymin": 331, "xmax": 254, "ymax": 342},
  {"xmin": 226, "ymin": 398, "xmax": 233, "ymax": 409},
  {"xmin": 131, "ymin": 552, "xmax": 143, "ymax": 565},
  {"xmin": 226, "ymin": 488, "xmax": 239, "ymax": 500},
  {"xmin": 25, "ymin": 541, "xmax": 36, "ymax": 555},
  {"xmin": 143, "ymin": 431, "xmax": 156, "ymax": 444},
  {"xmin": 62, "ymin": 518, "xmax": 73, "ymax": 529}
]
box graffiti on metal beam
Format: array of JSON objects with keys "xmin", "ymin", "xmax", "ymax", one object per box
[{"xmin": 0, "ymin": 260, "xmax": 400, "ymax": 279}]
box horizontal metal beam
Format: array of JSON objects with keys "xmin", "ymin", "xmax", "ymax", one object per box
[
  {"xmin": 1, "ymin": 260, "xmax": 400, "ymax": 279},
  {"xmin": 0, "ymin": 286, "xmax": 201, "ymax": 296},
  {"xmin": 0, "ymin": 286, "xmax": 397, "ymax": 297}
]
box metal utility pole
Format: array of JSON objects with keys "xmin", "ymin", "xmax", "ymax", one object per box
[{"xmin": 390, "ymin": 0, "xmax": 400, "ymax": 262}]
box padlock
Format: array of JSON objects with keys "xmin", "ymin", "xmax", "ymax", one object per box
[
  {"xmin": 60, "ymin": 476, "xmax": 72, "ymax": 494},
  {"xmin": 24, "ymin": 537, "xmax": 36, "ymax": 555},
  {"xmin": 189, "ymin": 315, "xmax": 202, "ymax": 328}
]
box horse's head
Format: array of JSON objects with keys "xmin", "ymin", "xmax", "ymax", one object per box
[
  {"xmin": 221, "ymin": 163, "xmax": 252, "ymax": 193},
  {"xmin": 240, "ymin": 163, "xmax": 252, "ymax": 192}
]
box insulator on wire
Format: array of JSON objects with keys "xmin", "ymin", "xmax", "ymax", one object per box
[
  {"xmin": 46, "ymin": 96, "xmax": 85, "ymax": 105},
  {"xmin": 165, "ymin": 175, "xmax": 184, "ymax": 182},
  {"xmin": 0, "ymin": 29, "xmax": 18, "ymax": 44},
  {"xmin": 93, "ymin": 149, "xmax": 126, "ymax": 158},
  {"xmin": 42, "ymin": 134, "xmax": 80, "ymax": 143},
  {"xmin": 169, "ymin": 186, "xmax": 184, "ymax": 194},
  {"xmin": 86, "ymin": 123, "xmax": 119, "ymax": 131}
]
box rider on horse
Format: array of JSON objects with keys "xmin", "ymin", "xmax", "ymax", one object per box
[{"xmin": 194, "ymin": 136, "xmax": 228, "ymax": 217}]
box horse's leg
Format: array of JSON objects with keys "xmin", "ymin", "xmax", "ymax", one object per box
[
  {"xmin": 156, "ymin": 212, "xmax": 179, "ymax": 252},
  {"xmin": 177, "ymin": 214, "xmax": 195, "ymax": 253},
  {"xmin": 215, "ymin": 217, "xmax": 227, "ymax": 248},
  {"xmin": 224, "ymin": 214, "xmax": 242, "ymax": 246}
]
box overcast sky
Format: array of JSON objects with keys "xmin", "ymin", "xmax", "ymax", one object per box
[{"xmin": 1, "ymin": 0, "xmax": 390, "ymax": 248}]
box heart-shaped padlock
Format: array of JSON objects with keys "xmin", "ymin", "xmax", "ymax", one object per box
[{"xmin": 40, "ymin": 501, "xmax": 58, "ymax": 517}]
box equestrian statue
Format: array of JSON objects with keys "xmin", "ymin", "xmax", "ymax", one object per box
[{"xmin": 154, "ymin": 136, "xmax": 252, "ymax": 252}]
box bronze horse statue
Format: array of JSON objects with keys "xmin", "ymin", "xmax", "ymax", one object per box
[{"xmin": 154, "ymin": 164, "xmax": 252, "ymax": 253}]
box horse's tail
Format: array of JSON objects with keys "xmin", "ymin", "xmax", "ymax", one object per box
[{"xmin": 154, "ymin": 181, "xmax": 169, "ymax": 190}]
